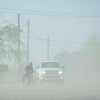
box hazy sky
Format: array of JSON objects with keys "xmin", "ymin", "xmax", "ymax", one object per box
[
  {"xmin": 0, "ymin": 0, "xmax": 99, "ymax": 63},
  {"xmin": 0, "ymin": 0, "xmax": 98, "ymax": 16}
]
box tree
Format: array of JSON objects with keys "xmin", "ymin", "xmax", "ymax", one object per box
[
  {"xmin": 82, "ymin": 33, "xmax": 100, "ymax": 64},
  {"xmin": 0, "ymin": 24, "xmax": 26, "ymax": 64},
  {"xmin": 79, "ymin": 33, "xmax": 100, "ymax": 79}
]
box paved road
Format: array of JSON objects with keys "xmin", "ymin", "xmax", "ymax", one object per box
[{"xmin": 0, "ymin": 81, "xmax": 99, "ymax": 100}]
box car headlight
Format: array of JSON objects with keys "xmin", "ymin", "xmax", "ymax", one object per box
[
  {"xmin": 38, "ymin": 70, "xmax": 46, "ymax": 74},
  {"xmin": 58, "ymin": 71, "xmax": 63, "ymax": 74},
  {"xmin": 42, "ymin": 71, "xmax": 46, "ymax": 74},
  {"xmin": 39, "ymin": 75, "xmax": 43, "ymax": 80}
]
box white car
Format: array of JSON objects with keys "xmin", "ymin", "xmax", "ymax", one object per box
[{"xmin": 37, "ymin": 61, "xmax": 64, "ymax": 82}]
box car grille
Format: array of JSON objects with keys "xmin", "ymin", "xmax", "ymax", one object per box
[{"xmin": 45, "ymin": 70, "xmax": 58, "ymax": 75}]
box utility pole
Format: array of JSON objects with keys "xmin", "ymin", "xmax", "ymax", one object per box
[
  {"xmin": 27, "ymin": 20, "xmax": 30, "ymax": 63},
  {"xmin": 17, "ymin": 13, "xmax": 21, "ymax": 80},
  {"xmin": 17, "ymin": 13, "xmax": 21, "ymax": 63}
]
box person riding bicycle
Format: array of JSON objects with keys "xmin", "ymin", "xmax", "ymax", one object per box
[{"xmin": 23, "ymin": 62, "xmax": 33, "ymax": 85}]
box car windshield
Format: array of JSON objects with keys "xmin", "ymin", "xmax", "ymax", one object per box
[{"xmin": 41, "ymin": 62, "xmax": 60, "ymax": 68}]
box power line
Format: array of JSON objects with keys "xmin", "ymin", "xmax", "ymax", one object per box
[
  {"xmin": 0, "ymin": 8, "xmax": 98, "ymax": 17},
  {"xmin": 0, "ymin": 8, "xmax": 41, "ymax": 14},
  {"xmin": 0, "ymin": 8, "xmax": 66, "ymax": 14}
]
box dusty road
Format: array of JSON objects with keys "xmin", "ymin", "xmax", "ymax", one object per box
[{"xmin": 0, "ymin": 81, "xmax": 99, "ymax": 100}]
